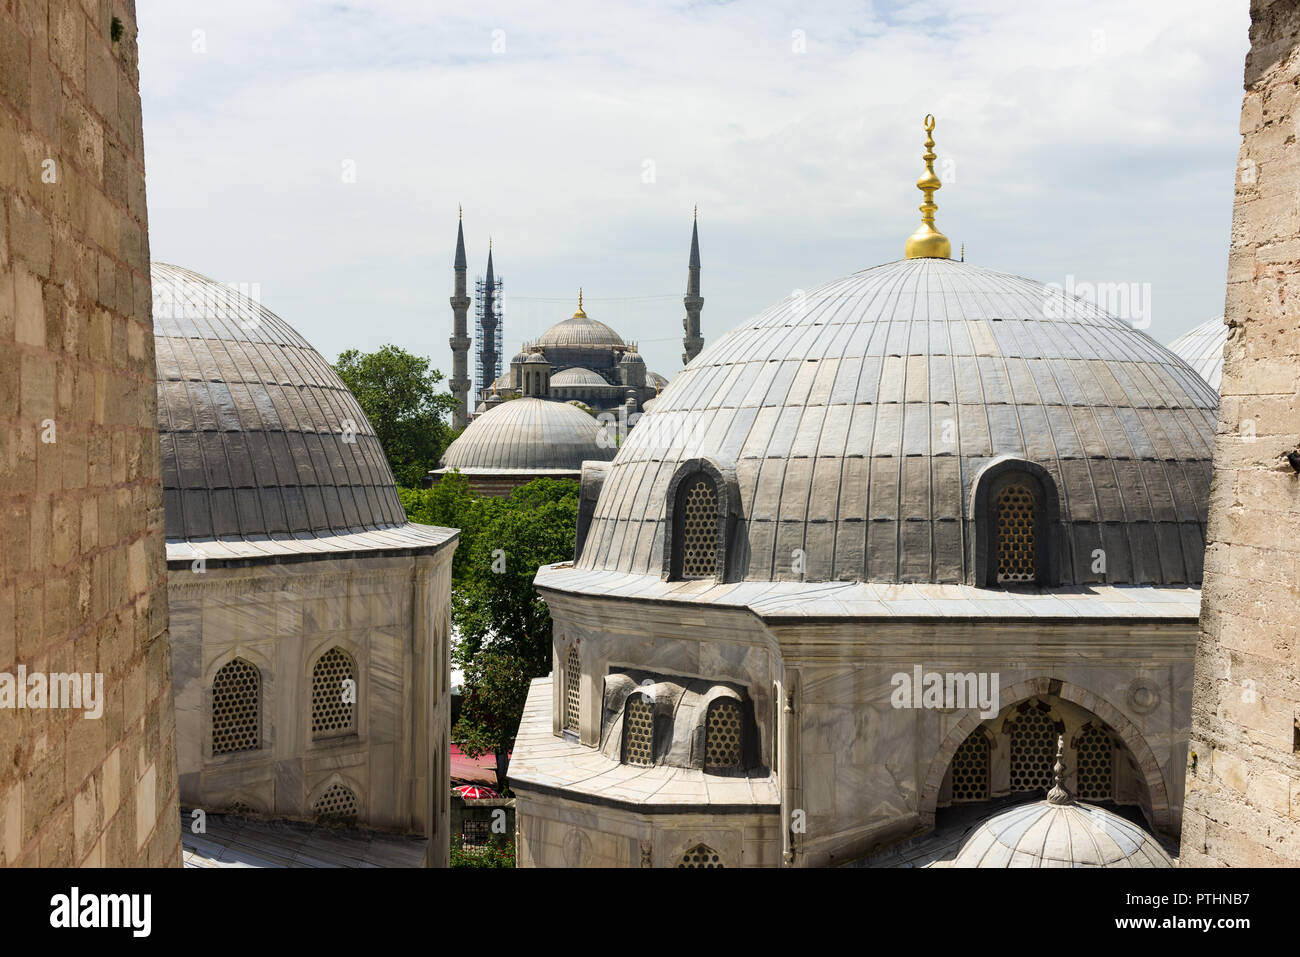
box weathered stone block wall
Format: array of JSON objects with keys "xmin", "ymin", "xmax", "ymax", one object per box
[
  {"xmin": 0, "ymin": 1, "xmax": 179, "ymax": 865},
  {"xmin": 1181, "ymin": 0, "xmax": 1300, "ymax": 868}
]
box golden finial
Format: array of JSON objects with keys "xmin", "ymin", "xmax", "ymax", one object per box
[
  {"xmin": 693, "ymin": 204, "xmax": 697, "ymax": 221},
  {"xmin": 904, "ymin": 114, "xmax": 951, "ymax": 260},
  {"xmin": 573, "ymin": 287, "xmax": 587, "ymax": 319},
  {"xmin": 458, "ymin": 203, "xmax": 462, "ymax": 221}
]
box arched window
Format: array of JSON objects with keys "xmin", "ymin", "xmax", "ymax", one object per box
[
  {"xmin": 704, "ymin": 699, "xmax": 743, "ymax": 771},
  {"xmin": 312, "ymin": 647, "xmax": 356, "ymax": 738},
  {"xmin": 211, "ymin": 658, "xmax": 260, "ymax": 755},
  {"xmin": 1007, "ymin": 704, "xmax": 1057, "ymax": 793},
  {"xmin": 677, "ymin": 475, "xmax": 719, "ymax": 579},
  {"xmin": 949, "ymin": 727, "xmax": 991, "ymax": 802},
  {"xmin": 1075, "ymin": 724, "xmax": 1115, "ymax": 800},
  {"xmin": 313, "ymin": 782, "xmax": 358, "ymax": 825},
  {"xmin": 622, "ymin": 694, "xmax": 655, "ymax": 766},
  {"xmin": 995, "ymin": 482, "xmax": 1037, "ymax": 583},
  {"xmin": 564, "ymin": 646, "xmax": 581, "ymax": 733},
  {"xmin": 678, "ymin": 843, "xmax": 724, "ymax": 868}
]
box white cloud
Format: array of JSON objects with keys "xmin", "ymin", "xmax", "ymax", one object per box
[{"xmin": 138, "ymin": 0, "xmax": 1250, "ymax": 382}]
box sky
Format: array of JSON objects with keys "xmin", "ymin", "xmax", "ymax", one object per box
[{"xmin": 137, "ymin": 0, "xmax": 1252, "ymax": 385}]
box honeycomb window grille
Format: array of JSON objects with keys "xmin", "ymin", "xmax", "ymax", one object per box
[
  {"xmin": 211, "ymin": 658, "xmax": 261, "ymax": 755},
  {"xmin": 705, "ymin": 699, "xmax": 743, "ymax": 770},
  {"xmin": 622, "ymin": 695, "xmax": 655, "ymax": 766},
  {"xmin": 1076, "ymin": 725, "xmax": 1115, "ymax": 800},
  {"xmin": 313, "ymin": 783, "xmax": 358, "ymax": 825},
  {"xmin": 1008, "ymin": 706, "xmax": 1057, "ymax": 793},
  {"xmin": 312, "ymin": 647, "xmax": 357, "ymax": 738},
  {"xmin": 678, "ymin": 843, "xmax": 724, "ymax": 868},
  {"xmin": 564, "ymin": 646, "xmax": 580, "ymax": 733},
  {"xmin": 678, "ymin": 476, "xmax": 719, "ymax": 579},
  {"xmin": 950, "ymin": 729, "xmax": 991, "ymax": 802},
  {"xmin": 995, "ymin": 482, "xmax": 1037, "ymax": 584}
]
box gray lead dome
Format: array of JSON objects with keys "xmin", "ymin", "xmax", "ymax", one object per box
[
  {"xmin": 578, "ymin": 257, "xmax": 1217, "ymax": 585},
  {"xmin": 152, "ymin": 262, "xmax": 407, "ymax": 541}
]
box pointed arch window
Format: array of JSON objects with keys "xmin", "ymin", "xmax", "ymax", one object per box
[
  {"xmin": 622, "ymin": 694, "xmax": 655, "ymax": 766},
  {"xmin": 704, "ymin": 699, "xmax": 743, "ymax": 771},
  {"xmin": 949, "ymin": 727, "xmax": 991, "ymax": 802},
  {"xmin": 564, "ymin": 646, "xmax": 581, "ymax": 734},
  {"xmin": 312, "ymin": 647, "xmax": 357, "ymax": 738},
  {"xmin": 1007, "ymin": 704, "xmax": 1058, "ymax": 793},
  {"xmin": 1075, "ymin": 724, "xmax": 1115, "ymax": 800},
  {"xmin": 211, "ymin": 658, "xmax": 260, "ymax": 755},
  {"xmin": 678, "ymin": 843, "xmax": 724, "ymax": 868},
  {"xmin": 313, "ymin": 783, "xmax": 358, "ymax": 826}
]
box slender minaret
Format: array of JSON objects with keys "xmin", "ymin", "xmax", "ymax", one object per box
[
  {"xmin": 475, "ymin": 241, "xmax": 502, "ymax": 405},
  {"xmin": 682, "ymin": 207, "xmax": 704, "ymax": 365},
  {"xmin": 449, "ymin": 206, "xmax": 471, "ymax": 430}
]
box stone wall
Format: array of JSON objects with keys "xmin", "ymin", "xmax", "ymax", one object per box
[
  {"xmin": 0, "ymin": 1, "xmax": 180, "ymax": 865},
  {"xmin": 1181, "ymin": 0, "xmax": 1300, "ymax": 868}
]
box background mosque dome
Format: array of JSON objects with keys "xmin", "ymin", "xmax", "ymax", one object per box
[
  {"xmin": 551, "ymin": 367, "xmax": 609, "ymax": 387},
  {"xmin": 536, "ymin": 313, "xmax": 625, "ymax": 350},
  {"xmin": 441, "ymin": 397, "xmax": 615, "ymax": 472},
  {"xmin": 576, "ymin": 257, "xmax": 1218, "ymax": 585},
  {"xmin": 950, "ymin": 798, "xmax": 1175, "ymax": 868},
  {"xmin": 524, "ymin": 352, "xmax": 549, "ymax": 365},
  {"xmin": 151, "ymin": 262, "xmax": 412, "ymax": 543},
  {"xmin": 1168, "ymin": 316, "xmax": 1228, "ymax": 392}
]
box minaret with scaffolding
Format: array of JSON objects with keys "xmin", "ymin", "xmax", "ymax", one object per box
[{"xmin": 475, "ymin": 242, "xmax": 504, "ymax": 406}]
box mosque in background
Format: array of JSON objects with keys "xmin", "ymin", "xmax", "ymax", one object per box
[
  {"xmin": 509, "ymin": 116, "xmax": 1219, "ymax": 868},
  {"xmin": 430, "ymin": 211, "xmax": 704, "ymax": 495}
]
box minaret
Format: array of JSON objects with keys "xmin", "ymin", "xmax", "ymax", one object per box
[
  {"xmin": 475, "ymin": 241, "xmax": 502, "ymax": 406},
  {"xmin": 682, "ymin": 207, "xmax": 704, "ymax": 365},
  {"xmin": 448, "ymin": 206, "xmax": 471, "ymax": 430}
]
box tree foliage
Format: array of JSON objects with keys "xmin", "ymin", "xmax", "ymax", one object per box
[
  {"xmin": 404, "ymin": 476, "xmax": 580, "ymax": 791},
  {"xmin": 334, "ymin": 345, "xmax": 459, "ymax": 488}
]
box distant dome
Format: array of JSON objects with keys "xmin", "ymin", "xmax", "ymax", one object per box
[
  {"xmin": 579, "ymin": 257, "xmax": 1217, "ymax": 585},
  {"xmin": 1168, "ymin": 317, "xmax": 1227, "ymax": 392},
  {"xmin": 951, "ymin": 799, "xmax": 1174, "ymax": 868},
  {"xmin": 648, "ymin": 372, "xmax": 669, "ymax": 390},
  {"xmin": 441, "ymin": 397, "xmax": 615, "ymax": 472},
  {"xmin": 537, "ymin": 314, "xmax": 624, "ymax": 350},
  {"xmin": 151, "ymin": 263, "xmax": 408, "ymax": 542},
  {"xmin": 524, "ymin": 352, "xmax": 549, "ymax": 365},
  {"xmin": 551, "ymin": 367, "xmax": 609, "ymax": 387},
  {"xmin": 621, "ymin": 351, "xmax": 645, "ymax": 365}
]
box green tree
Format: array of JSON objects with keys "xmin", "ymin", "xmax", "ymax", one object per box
[
  {"xmin": 431, "ymin": 477, "xmax": 579, "ymax": 791},
  {"xmin": 334, "ymin": 345, "xmax": 459, "ymax": 488}
]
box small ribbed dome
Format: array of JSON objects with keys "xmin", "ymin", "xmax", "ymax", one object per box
[
  {"xmin": 621, "ymin": 351, "xmax": 645, "ymax": 365},
  {"xmin": 648, "ymin": 371, "xmax": 669, "ymax": 390},
  {"xmin": 537, "ymin": 314, "xmax": 625, "ymax": 350},
  {"xmin": 152, "ymin": 263, "xmax": 406, "ymax": 541},
  {"xmin": 1168, "ymin": 317, "xmax": 1227, "ymax": 392},
  {"xmin": 442, "ymin": 398, "xmax": 615, "ymax": 472},
  {"xmin": 551, "ymin": 367, "xmax": 610, "ymax": 387},
  {"xmin": 524, "ymin": 352, "xmax": 549, "ymax": 365},
  {"xmin": 578, "ymin": 257, "xmax": 1217, "ymax": 585},
  {"xmin": 950, "ymin": 799, "xmax": 1174, "ymax": 868}
]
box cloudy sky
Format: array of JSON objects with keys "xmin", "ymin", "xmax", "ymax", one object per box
[{"xmin": 137, "ymin": 0, "xmax": 1251, "ymax": 384}]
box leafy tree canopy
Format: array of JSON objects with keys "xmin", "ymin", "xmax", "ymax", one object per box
[{"xmin": 334, "ymin": 345, "xmax": 459, "ymax": 488}]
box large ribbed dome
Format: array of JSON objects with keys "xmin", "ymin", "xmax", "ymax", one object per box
[
  {"xmin": 152, "ymin": 263, "xmax": 406, "ymax": 542},
  {"xmin": 577, "ymin": 257, "xmax": 1217, "ymax": 585},
  {"xmin": 441, "ymin": 397, "xmax": 615, "ymax": 472},
  {"xmin": 537, "ymin": 314, "xmax": 624, "ymax": 350},
  {"xmin": 1168, "ymin": 316, "xmax": 1227, "ymax": 392}
]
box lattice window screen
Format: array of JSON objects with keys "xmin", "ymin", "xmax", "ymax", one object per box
[
  {"xmin": 680, "ymin": 477, "xmax": 719, "ymax": 578},
  {"xmin": 1076, "ymin": 725, "xmax": 1115, "ymax": 800},
  {"xmin": 313, "ymin": 783, "xmax": 358, "ymax": 824},
  {"xmin": 623, "ymin": 696, "xmax": 655, "ymax": 766},
  {"xmin": 678, "ymin": 843, "xmax": 724, "ymax": 868},
  {"xmin": 950, "ymin": 729, "xmax": 990, "ymax": 802},
  {"xmin": 995, "ymin": 482, "xmax": 1037, "ymax": 583},
  {"xmin": 564, "ymin": 647, "xmax": 581, "ymax": 733},
  {"xmin": 312, "ymin": 647, "xmax": 356, "ymax": 737},
  {"xmin": 211, "ymin": 658, "xmax": 260, "ymax": 754},
  {"xmin": 1008, "ymin": 707, "xmax": 1057, "ymax": 792},
  {"xmin": 705, "ymin": 699, "xmax": 743, "ymax": 770}
]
